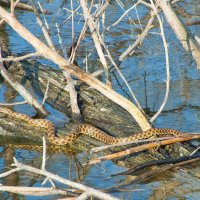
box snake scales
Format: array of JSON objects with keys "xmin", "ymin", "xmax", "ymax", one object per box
[{"xmin": 0, "ymin": 106, "xmax": 182, "ymax": 145}]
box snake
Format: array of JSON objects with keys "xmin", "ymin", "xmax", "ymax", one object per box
[{"xmin": 0, "ymin": 106, "xmax": 183, "ymax": 145}]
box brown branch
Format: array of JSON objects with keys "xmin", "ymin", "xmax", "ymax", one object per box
[
  {"xmin": 90, "ymin": 136, "xmax": 175, "ymax": 154},
  {"xmin": 87, "ymin": 134, "xmax": 200, "ymax": 165}
]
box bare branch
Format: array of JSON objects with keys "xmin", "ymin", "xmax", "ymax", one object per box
[
  {"xmin": 149, "ymin": 1, "xmax": 170, "ymax": 123},
  {"xmin": 0, "ymin": 101, "xmax": 27, "ymax": 106},
  {"xmin": 41, "ymin": 137, "xmax": 47, "ymax": 170},
  {"xmin": 10, "ymin": 0, "xmax": 15, "ymax": 15},
  {"xmin": 107, "ymin": 0, "xmax": 142, "ymax": 30},
  {"xmin": 0, "ymin": 52, "xmax": 40, "ymax": 62},
  {"xmin": 41, "ymin": 80, "xmax": 50, "ymax": 106},
  {"xmin": 0, "ymin": 186, "xmax": 68, "ymax": 196},
  {"xmin": 56, "ymin": 22, "xmax": 81, "ymax": 120},
  {"xmin": 9, "ymin": 158, "xmax": 119, "ymax": 200}
]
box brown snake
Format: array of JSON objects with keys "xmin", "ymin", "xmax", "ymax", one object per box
[{"xmin": 0, "ymin": 107, "xmax": 183, "ymax": 145}]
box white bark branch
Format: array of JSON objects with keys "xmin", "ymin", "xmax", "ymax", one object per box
[{"xmin": 10, "ymin": 157, "xmax": 119, "ymax": 200}]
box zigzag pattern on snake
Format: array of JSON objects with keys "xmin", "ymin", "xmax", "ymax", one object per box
[{"xmin": 0, "ymin": 106, "xmax": 183, "ymax": 145}]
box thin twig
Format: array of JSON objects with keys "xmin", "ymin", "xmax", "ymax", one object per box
[
  {"xmin": 190, "ymin": 146, "xmax": 200, "ymax": 155},
  {"xmin": 37, "ymin": 1, "xmax": 50, "ymax": 31},
  {"xmin": 0, "ymin": 52, "xmax": 40, "ymax": 62},
  {"xmin": 149, "ymin": 1, "xmax": 170, "ymax": 123},
  {"xmin": 10, "ymin": 0, "xmax": 14, "ymax": 15},
  {"xmin": 41, "ymin": 79, "xmax": 50, "ymax": 106},
  {"xmin": 107, "ymin": 0, "xmax": 142, "ymax": 30},
  {"xmin": 80, "ymin": 0, "xmax": 111, "ymax": 86},
  {"xmin": 71, "ymin": 0, "xmax": 94, "ymax": 64},
  {"xmin": 14, "ymin": 0, "xmax": 21, "ymax": 8},
  {"xmin": 0, "ymin": 168, "xmax": 20, "ymax": 178},
  {"xmin": 69, "ymin": 0, "xmax": 75, "ymax": 62},
  {"xmin": 0, "ymin": 101, "xmax": 27, "ymax": 106},
  {"xmin": 41, "ymin": 137, "xmax": 47, "ymax": 170},
  {"xmin": 56, "ymin": 23, "xmax": 81, "ymax": 120}
]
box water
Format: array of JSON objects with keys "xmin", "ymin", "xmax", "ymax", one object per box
[{"xmin": 0, "ymin": 0, "xmax": 200, "ymax": 199}]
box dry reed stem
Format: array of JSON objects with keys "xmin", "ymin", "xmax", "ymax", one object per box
[{"xmin": 88, "ymin": 134, "xmax": 200, "ymax": 165}]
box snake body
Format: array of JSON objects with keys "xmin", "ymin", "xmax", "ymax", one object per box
[{"xmin": 0, "ymin": 107, "xmax": 182, "ymax": 145}]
